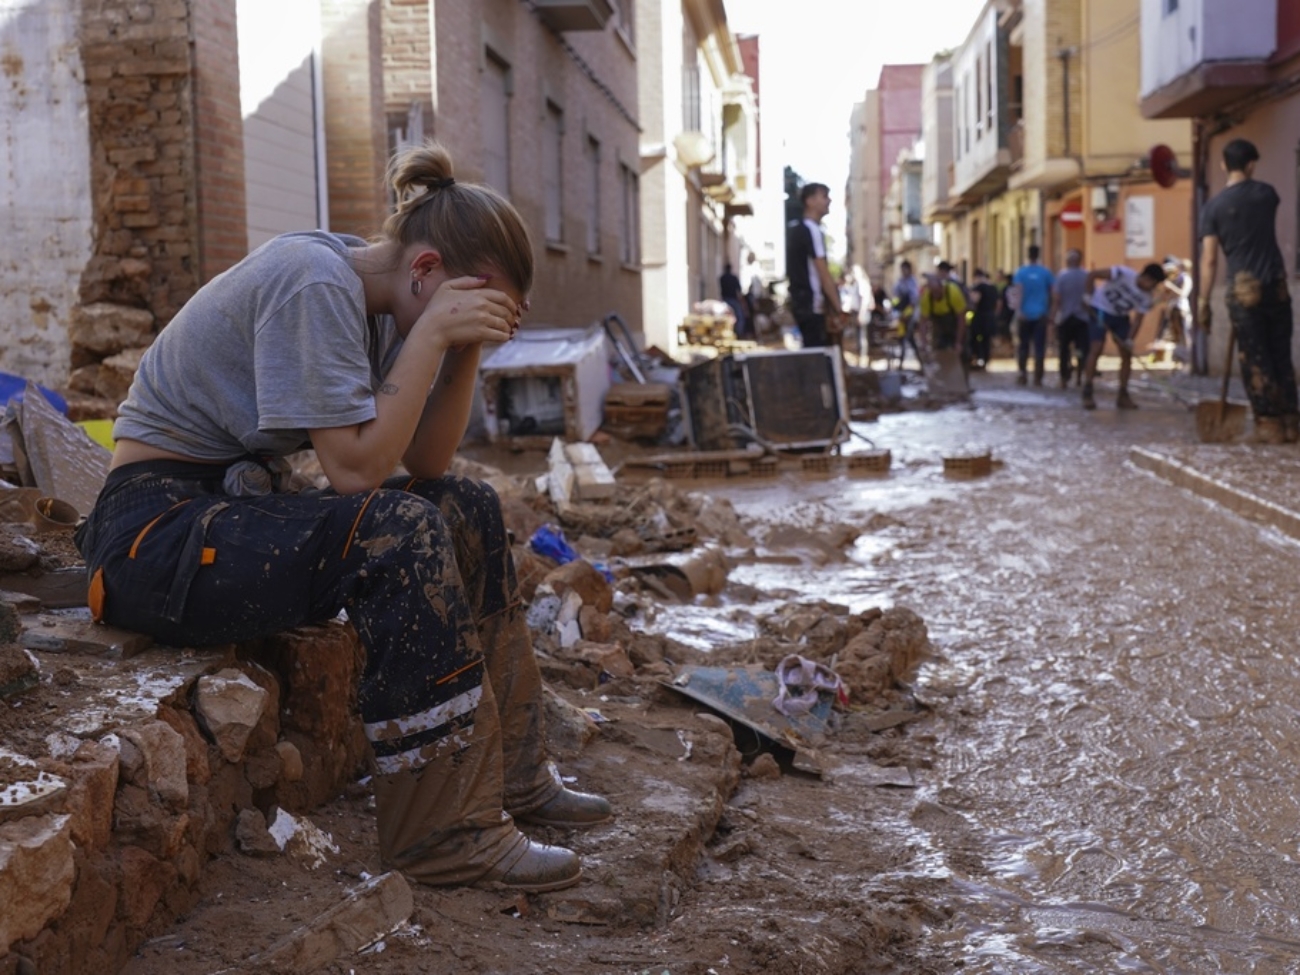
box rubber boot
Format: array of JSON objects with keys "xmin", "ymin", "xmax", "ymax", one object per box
[
  {"xmin": 479, "ymin": 601, "xmax": 614, "ymax": 828},
  {"xmin": 373, "ymin": 677, "xmax": 581, "ymax": 891},
  {"xmin": 1284, "ymin": 413, "xmax": 1300, "ymax": 443},
  {"xmin": 1252, "ymin": 416, "xmax": 1287, "ymax": 444}
]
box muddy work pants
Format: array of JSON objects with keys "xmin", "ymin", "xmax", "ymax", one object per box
[
  {"xmin": 1229, "ymin": 277, "xmax": 1297, "ymax": 419},
  {"xmin": 75, "ymin": 461, "xmax": 560, "ymax": 877}
]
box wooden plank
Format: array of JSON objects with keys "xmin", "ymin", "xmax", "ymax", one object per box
[{"xmin": 547, "ymin": 437, "xmax": 575, "ymax": 508}]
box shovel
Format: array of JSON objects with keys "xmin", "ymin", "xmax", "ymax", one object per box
[{"xmin": 1195, "ymin": 326, "xmax": 1249, "ymax": 442}]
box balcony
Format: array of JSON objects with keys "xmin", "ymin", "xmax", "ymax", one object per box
[
  {"xmin": 532, "ymin": 0, "xmax": 616, "ymax": 33},
  {"xmin": 1008, "ymin": 119, "xmax": 1024, "ymax": 171},
  {"xmin": 1139, "ymin": 0, "xmax": 1276, "ymax": 118}
]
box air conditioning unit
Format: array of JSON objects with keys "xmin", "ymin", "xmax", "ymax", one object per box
[{"xmin": 681, "ymin": 349, "xmax": 849, "ymax": 451}]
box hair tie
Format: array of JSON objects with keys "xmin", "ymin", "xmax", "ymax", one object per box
[{"xmin": 431, "ymin": 176, "xmax": 455, "ymax": 191}]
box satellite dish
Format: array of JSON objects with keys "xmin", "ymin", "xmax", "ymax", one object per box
[{"xmin": 1150, "ymin": 144, "xmax": 1178, "ymax": 189}]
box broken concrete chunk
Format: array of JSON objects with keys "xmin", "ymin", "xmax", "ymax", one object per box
[
  {"xmin": 0, "ymin": 531, "xmax": 41, "ymax": 572},
  {"xmin": 240, "ymin": 871, "xmax": 414, "ymax": 974},
  {"xmin": 69, "ymin": 302, "xmax": 155, "ymax": 358},
  {"xmin": 0, "ymin": 813, "xmax": 75, "ymax": 955},
  {"xmin": 194, "ymin": 668, "xmax": 269, "ymax": 763},
  {"xmin": 267, "ymin": 808, "xmax": 338, "ymax": 869},
  {"xmin": 62, "ymin": 740, "xmax": 120, "ymax": 851},
  {"xmin": 235, "ymin": 808, "xmax": 281, "ymax": 858}
]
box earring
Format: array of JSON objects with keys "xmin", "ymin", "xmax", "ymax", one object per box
[{"xmin": 411, "ymin": 277, "xmax": 422, "ymax": 296}]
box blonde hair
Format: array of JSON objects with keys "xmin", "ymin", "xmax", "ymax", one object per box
[{"xmin": 382, "ymin": 141, "xmax": 534, "ymax": 296}]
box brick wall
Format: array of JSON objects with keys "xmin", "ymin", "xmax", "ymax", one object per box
[
  {"xmin": 322, "ymin": 0, "xmax": 389, "ymax": 237},
  {"xmin": 190, "ymin": 0, "xmax": 248, "ymax": 282},
  {"xmin": 78, "ymin": 0, "xmax": 205, "ymax": 325}
]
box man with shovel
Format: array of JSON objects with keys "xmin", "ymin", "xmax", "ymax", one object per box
[{"xmin": 1199, "ymin": 139, "xmax": 1297, "ymax": 444}]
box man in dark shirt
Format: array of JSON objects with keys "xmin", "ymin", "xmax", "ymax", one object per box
[
  {"xmin": 785, "ymin": 182, "xmax": 843, "ymax": 348},
  {"xmin": 1199, "ymin": 138, "xmax": 1297, "ymax": 443},
  {"xmin": 719, "ymin": 262, "xmax": 749, "ymax": 337}
]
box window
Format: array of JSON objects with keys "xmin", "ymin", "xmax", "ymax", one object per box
[
  {"xmin": 975, "ymin": 55, "xmax": 983, "ymax": 138},
  {"xmin": 543, "ymin": 100, "xmax": 564, "ymax": 243},
  {"xmin": 954, "ymin": 84, "xmax": 962, "ymax": 160},
  {"xmin": 480, "ymin": 50, "xmax": 511, "ymax": 196},
  {"xmin": 985, "ymin": 41, "xmax": 994, "ymax": 131},
  {"xmin": 586, "ymin": 135, "xmax": 601, "ymax": 256},
  {"xmin": 615, "ymin": 0, "xmax": 635, "ymax": 45},
  {"xmin": 1165, "ymin": 0, "xmax": 1178, "ymax": 12},
  {"xmin": 683, "ymin": 62, "xmax": 701, "ymax": 131},
  {"xmin": 619, "ymin": 161, "xmax": 640, "ymax": 265}
]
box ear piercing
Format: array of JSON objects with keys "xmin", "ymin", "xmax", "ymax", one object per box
[{"xmin": 411, "ymin": 277, "xmax": 422, "ymax": 296}]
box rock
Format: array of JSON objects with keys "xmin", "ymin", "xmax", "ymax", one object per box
[
  {"xmin": 69, "ymin": 302, "xmax": 154, "ymax": 358},
  {"xmin": 0, "ymin": 532, "xmax": 40, "ymax": 573},
  {"xmin": 156, "ymin": 707, "xmax": 211, "ymax": 786},
  {"xmin": 117, "ymin": 721, "xmax": 188, "ymax": 810},
  {"xmin": 0, "ymin": 814, "xmax": 75, "ymax": 955},
  {"xmin": 62, "ymin": 740, "xmax": 119, "ymax": 851},
  {"xmin": 275, "ymin": 740, "xmax": 304, "ymax": 783},
  {"xmin": 244, "ymin": 749, "xmax": 282, "ymax": 791},
  {"xmin": 265, "ymin": 623, "xmax": 363, "ymax": 742},
  {"xmin": 572, "ymin": 641, "xmax": 635, "ymax": 679},
  {"xmin": 0, "ymin": 645, "xmax": 37, "ymax": 699},
  {"xmin": 541, "ymin": 685, "xmax": 600, "ymax": 759},
  {"xmin": 235, "ymin": 808, "xmax": 281, "ymax": 858},
  {"xmin": 746, "ymin": 753, "xmax": 782, "ymax": 780},
  {"xmin": 94, "ymin": 347, "xmax": 148, "ymax": 403},
  {"xmin": 0, "ymin": 601, "xmax": 19, "ymax": 643},
  {"xmin": 578, "ymin": 605, "xmax": 615, "ymax": 644},
  {"xmin": 194, "ymin": 669, "xmax": 269, "ymax": 763},
  {"xmin": 544, "ymin": 560, "xmax": 614, "ymax": 614},
  {"xmin": 267, "ymin": 809, "xmax": 338, "ymax": 868},
  {"xmin": 118, "ymin": 845, "xmax": 175, "ymax": 929},
  {"xmin": 0, "ymin": 751, "xmax": 67, "ymax": 825}
]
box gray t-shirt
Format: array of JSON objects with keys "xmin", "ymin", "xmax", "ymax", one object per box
[
  {"xmin": 114, "ymin": 231, "xmax": 402, "ymax": 461},
  {"xmin": 1054, "ymin": 267, "xmax": 1090, "ymax": 322}
]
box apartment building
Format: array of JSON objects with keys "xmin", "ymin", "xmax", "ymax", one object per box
[
  {"xmin": 847, "ymin": 64, "xmax": 926, "ymax": 289},
  {"xmin": 0, "ymin": 0, "xmax": 645, "ymax": 387},
  {"xmin": 636, "ymin": 0, "xmax": 756, "ymax": 354},
  {"xmin": 1140, "ymin": 0, "xmax": 1300, "ymax": 370}
]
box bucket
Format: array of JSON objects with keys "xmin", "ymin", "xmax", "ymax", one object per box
[{"xmin": 34, "ymin": 497, "xmax": 80, "ymax": 532}]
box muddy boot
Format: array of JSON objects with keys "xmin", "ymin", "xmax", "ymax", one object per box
[
  {"xmin": 1033, "ymin": 364, "xmax": 1044, "ymax": 387},
  {"xmin": 1252, "ymin": 416, "xmax": 1287, "ymax": 444},
  {"xmin": 1116, "ymin": 390, "xmax": 1139, "ymax": 410},
  {"xmin": 1016, "ymin": 371, "xmax": 1028, "ymax": 386},
  {"xmin": 479, "ymin": 603, "xmax": 614, "ymax": 828},
  {"xmin": 1284, "ymin": 413, "xmax": 1300, "ymax": 443},
  {"xmin": 1082, "ymin": 384, "xmax": 1096, "ymax": 411},
  {"xmin": 373, "ymin": 678, "xmax": 581, "ymax": 892}
]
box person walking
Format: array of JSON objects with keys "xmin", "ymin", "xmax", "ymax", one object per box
[
  {"xmin": 1199, "ymin": 138, "xmax": 1298, "ymax": 443},
  {"xmin": 785, "ymin": 182, "xmax": 844, "ymax": 348},
  {"xmin": 1053, "ymin": 249, "xmax": 1091, "ymax": 388},
  {"xmin": 893, "ymin": 260, "xmax": 923, "ymax": 370},
  {"xmin": 1012, "ymin": 245, "xmax": 1056, "ymax": 386},
  {"xmin": 719, "ymin": 261, "xmax": 749, "ymax": 338},
  {"xmin": 73, "ymin": 140, "xmax": 610, "ymax": 894},
  {"xmin": 1080, "ymin": 262, "xmax": 1168, "ymax": 410},
  {"xmin": 968, "ymin": 269, "xmax": 1000, "ymax": 370}
]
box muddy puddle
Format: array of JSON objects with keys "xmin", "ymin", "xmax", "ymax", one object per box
[{"xmin": 638, "ymin": 380, "xmax": 1300, "ymax": 972}]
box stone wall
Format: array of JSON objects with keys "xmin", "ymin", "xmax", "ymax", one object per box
[{"xmin": 0, "ymin": 623, "xmax": 370, "ymax": 975}]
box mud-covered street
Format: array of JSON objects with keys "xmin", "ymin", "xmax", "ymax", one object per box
[
  {"xmin": 714, "ymin": 373, "xmax": 1300, "ymax": 973},
  {"xmin": 104, "ymin": 368, "xmax": 1300, "ymax": 974}
]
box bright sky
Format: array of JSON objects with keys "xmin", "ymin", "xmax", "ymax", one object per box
[{"xmin": 730, "ymin": 0, "xmax": 989, "ymax": 252}]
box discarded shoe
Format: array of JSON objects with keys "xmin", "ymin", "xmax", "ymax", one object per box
[
  {"xmin": 515, "ymin": 788, "xmax": 614, "ymax": 829},
  {"xmin": 1116, "ymin": 390, "xmax": 1139, "ymax": 410},
  {"xmin": 476, "ymin": 836, "xmax": 582, "ymax": 892},
  {"xmin": 1082, "ymin": 384, "xmax": 1096, "ymax": 411}
]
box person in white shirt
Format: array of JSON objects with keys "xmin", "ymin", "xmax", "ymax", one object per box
[{"xmin": 1079, "ymin": 262, "xmax": 1167, "ymax": 411}]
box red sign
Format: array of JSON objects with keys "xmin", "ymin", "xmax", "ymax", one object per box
[
  {"xmin": 1059, "ymin": 199, "xmax": 1084, "ymax": 227},
  {"xmin": 1094, "ymin": 216, "xmax": 1122, "ymax": 234}
]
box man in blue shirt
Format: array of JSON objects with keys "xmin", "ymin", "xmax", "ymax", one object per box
[{"xmin": 1012, "ymin": 245, "xmax": 1056, "ymax": 386}]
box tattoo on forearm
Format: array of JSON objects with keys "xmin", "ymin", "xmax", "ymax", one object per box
[{"xmin": 378, "ymin": 382, "xmax": 399, "ymax": 395}]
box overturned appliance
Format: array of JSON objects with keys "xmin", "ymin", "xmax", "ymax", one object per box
[
  {"xmin": 681, "ymin": 348, "xmax": 849, "ymax": 451},
  {"xmin": 478, "ymin": 325, "xmax": 611, "ymax": 445}
]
